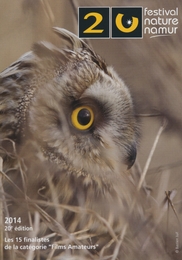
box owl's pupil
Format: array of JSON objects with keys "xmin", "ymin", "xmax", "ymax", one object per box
[{"xmin": 78, "ymin": 109, "xmax": 91, "ymax": 126}]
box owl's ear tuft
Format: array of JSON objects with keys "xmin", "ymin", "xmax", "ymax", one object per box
[
  {"xmin": 53, "ymin": 27, "xmax": 87, "ymax": 51},
  {"xmin": 33, "ymin": 42, "xmax": 57, "ymax": 57},
  {"xmin": 32, "ymin": 41, "xmax": 70, "ymax": 63},
  {"xmin": 53, "ymin": 27, "xmax": 111, "ymax": 76}
]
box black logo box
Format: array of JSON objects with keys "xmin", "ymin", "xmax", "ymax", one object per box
[{"xmin": 78, "ymin": 7, "xmax": 143, "ymax": 39}]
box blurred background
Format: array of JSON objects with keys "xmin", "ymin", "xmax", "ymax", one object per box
[{"xmin": 0, "ymin": 0, "xmax": 182, "ymax": 256}]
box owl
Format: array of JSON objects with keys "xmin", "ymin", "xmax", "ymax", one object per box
[{"xmin": 0, "ymin": 28, "xmax": 171, "ymax": 260}]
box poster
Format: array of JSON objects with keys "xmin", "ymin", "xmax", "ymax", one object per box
[{"xmin": 0, "ymin": 1, "xmax": 182, "ymax": 259}]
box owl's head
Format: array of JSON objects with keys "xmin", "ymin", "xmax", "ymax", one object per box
[{"xmin": 1, "ymin": 28, "xmax": 138, "ymax": 183}]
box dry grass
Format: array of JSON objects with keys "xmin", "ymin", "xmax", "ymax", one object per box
[{"xmin": 1, "ymin": 117, "xmax": 181, "ymax": 259}]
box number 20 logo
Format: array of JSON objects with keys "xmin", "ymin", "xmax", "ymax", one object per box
[{"xmin": 78, "ymin": 7, "xmax": 142, "ymax": 39}]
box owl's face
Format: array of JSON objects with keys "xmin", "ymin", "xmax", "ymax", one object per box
[
  {"xmin": 24, "ymin": 29, "xmax": 138, "ymax": 183},
  {"xmin": 0, "ymin": 28, "xmax": 138, "ymax": 184}
]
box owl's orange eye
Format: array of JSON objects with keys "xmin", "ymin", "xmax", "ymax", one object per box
[{"xmin": 71, "ymin": 106, "xmax": 94, "ymax": 130}]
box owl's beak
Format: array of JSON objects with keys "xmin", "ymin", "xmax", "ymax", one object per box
[{"xmin": 126, "ymin": 143, "xmax": 137, "ymax": 169}]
